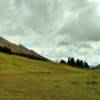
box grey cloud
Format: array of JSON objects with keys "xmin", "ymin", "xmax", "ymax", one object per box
[
  {"xmin": 58, "ymin": 41, "xmax": 93, "ymax": 49},
  {"xmin": 77, "ymin": 43, "xmax": 92, "ymax": 49},
  {"xmin": 59, "ymin": 0, "xmax": 100, "ymax": 41},
  {"xmin": 0, "ymin": 0, "xmax": 100, "ymax": 65}
]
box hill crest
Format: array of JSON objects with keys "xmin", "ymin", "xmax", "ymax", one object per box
[{"xmin": 0, "ymin": 36, "xmax": 48, "ymax": 61}]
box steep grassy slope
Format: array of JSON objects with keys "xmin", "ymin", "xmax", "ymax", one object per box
[{"xmin": 0, "ymin": 52, "xmax": 100, "ymax": 100}]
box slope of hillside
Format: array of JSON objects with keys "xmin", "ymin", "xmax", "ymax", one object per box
[
  {"xmin": 0, "ymin": 36, "xmax": 48, "ymax": 61},
  {"xmin": 0, "ymin": 52, "xmax": 100, "ymax": 100},
  {"xmin": 0, "ymin": 52, "xmax": 83, "ymax": 74}
]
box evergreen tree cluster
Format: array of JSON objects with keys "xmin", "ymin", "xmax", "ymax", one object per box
[
  {"xmin": 68, "ymin": 57, "xmax": 89, "ymax": 68},
  {"xmin": 60, "ymin": 57, "xmax": 90, "ymax": 68}
]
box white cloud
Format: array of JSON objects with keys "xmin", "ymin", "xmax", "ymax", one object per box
[{"xmin": 0, "ymin": 0, "xmax": 100, "ymax": 65}]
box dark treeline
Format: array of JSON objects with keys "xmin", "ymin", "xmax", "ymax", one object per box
[
  {"xmin": 0, "ymin": 46, "xmax": 43, "ymax": 60},
  {"xmin": 0, "ymin": 46, "xmax": 12, "ymax": 54},
  {"xmin": 60, "ymin": 57, "xmax": 90, "ymax": 68}
]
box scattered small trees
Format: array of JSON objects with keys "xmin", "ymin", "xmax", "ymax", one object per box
[{"xmin": 60, "ymin": 60, "xmax": 66, "ymax": 64}]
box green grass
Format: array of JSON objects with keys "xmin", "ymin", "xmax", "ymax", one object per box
[{"xmin": 0, "ymin": 52, "xmax": 100, "ymax": 100}]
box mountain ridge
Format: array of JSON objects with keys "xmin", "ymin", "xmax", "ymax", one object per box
[{"xmin": 0, "ymin": 36, "xmax": 48, "ymax": 61}]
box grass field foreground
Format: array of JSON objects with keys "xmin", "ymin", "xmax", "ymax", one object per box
[{"xmin": 0, "ymin": 52, "xmax": 100, "ymax": 100}]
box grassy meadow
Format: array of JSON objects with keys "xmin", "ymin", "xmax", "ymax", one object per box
[{"xmin": 0, "ymin": 52, "xmax": 100, "ymax": 100}]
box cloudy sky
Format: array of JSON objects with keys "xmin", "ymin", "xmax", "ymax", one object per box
[{"xmin": 0, "ymin": 0, "xmax": 100, "ymax": 65}]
